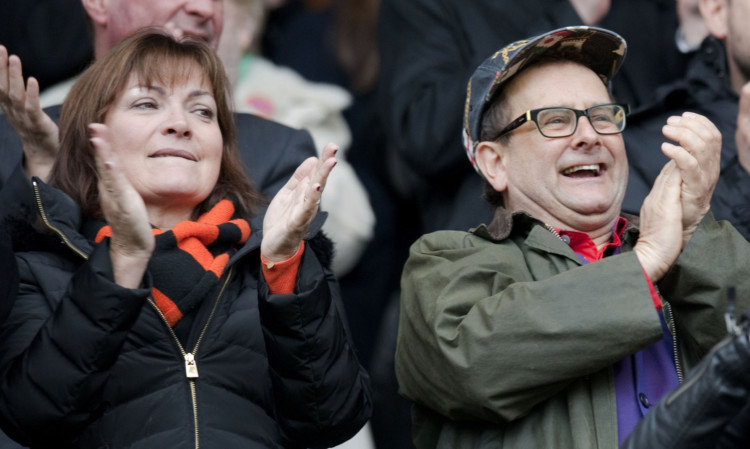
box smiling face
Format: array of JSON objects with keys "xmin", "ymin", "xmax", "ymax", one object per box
[
  {"xmin": 486, "ymin": 61, "xmax": 629, "ymax": 234},
  {"xmin": 104, "ymin": 64, "xmax": 223, "ymax": 217},
  {"xmin": 96, "ymin": 0, "xmax": 224, "ymax": 51}
]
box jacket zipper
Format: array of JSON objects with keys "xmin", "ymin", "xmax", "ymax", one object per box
[
  {"xmin": 32, "ymin": 181, "xmax": 88, "ymax": 260},
  {"xmin": 544, "ymin": 224, "xmax": 569, "ymax": 245},
  {"xmin": 663, "ymin": 302, "xmax": 684, "ymax": 383},
  {"xmin": 148, "ymin": 267, "xmax": 233, "ymax": 449}
]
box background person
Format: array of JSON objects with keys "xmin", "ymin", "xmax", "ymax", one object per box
[{"xmin": 216, "ymin": 0, "xmax": 376, "ymax": 278}]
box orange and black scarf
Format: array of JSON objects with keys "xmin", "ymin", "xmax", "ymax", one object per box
[{"xmin": 95, "ymin": 199, "xmax": 250, "ymax": 327}]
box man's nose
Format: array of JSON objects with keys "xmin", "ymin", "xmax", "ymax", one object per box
[{"xmin": 572, "ymin": 115, "xmax": 602, "ymax": 147}]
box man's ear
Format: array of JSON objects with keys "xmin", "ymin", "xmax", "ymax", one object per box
[
  {"xmin": 82, "ymin": 0, "xmax": 110, "ymax": 26},
  {"xmin": 700, "ymin": 0, "xmax": 729, "ymax": 40},
  {"xmin": 475, "ymin": 141, "xmax": 508, "ymax": 193}
]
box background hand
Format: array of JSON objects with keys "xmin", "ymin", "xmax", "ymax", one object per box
[
  {"xmin": 0, "ymin": 45, "xmax": 59, "ymax": 181},
  {"xmin": 634, "ymin": 161, "xmax": 683, "ymax": 281},
  {"xmin": 261, "ymin": 143, "xmax": 338, "ymax": 262},
  {"xmin": 90, "ymin": 123, "xmax": 154, "ymax": 288},
  {"xmin": 660, "ymin": 112, "xmax": 721, "ymax": 245}
]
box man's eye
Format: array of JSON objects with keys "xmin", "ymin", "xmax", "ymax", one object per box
[
  {"xmin": 540, "ymin": 113, "xmax": 571, "ymax": 127},
  {"xmin": 592, "ymin": 113, "xmax": 615, "ymax": 122}
]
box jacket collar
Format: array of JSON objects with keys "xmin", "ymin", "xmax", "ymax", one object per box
[
  {"xmin": 685, "ymin": 36, "xmax": 735, "ymax": 102},
  {"xmin": 32, "ymin": 178, "xmax": 93, "ymax": 258},
  {"xmin": 472, "ymin": 205, "xmax": 640, "ymax": 243}
]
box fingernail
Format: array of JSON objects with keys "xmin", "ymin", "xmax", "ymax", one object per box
[
  {"xmin": 666, "ymin": 116, "xmax": 680, "ymax": 125},
  {"xmin": 315, "ymin": 185, "xmax": 321, "ymax": 192},
  {"xmin": 683, "ymin": 111, "xmax": 696, "ymax": 119}
]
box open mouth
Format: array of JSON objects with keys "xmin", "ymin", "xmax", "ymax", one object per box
[{"xmin": 561, "ymin": 164, "xmax": 602, "ymax": 178}]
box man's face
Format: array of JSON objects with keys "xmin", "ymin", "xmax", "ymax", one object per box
[
  {"xmin": 495, "ymin": 61, "xmax": 629, "ymax": 232},
  {"xmin": 105, "ymin": 0, "xmax": 224, "ymax": 49}
]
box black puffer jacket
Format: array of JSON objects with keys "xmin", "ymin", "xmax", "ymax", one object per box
[{"xmin": 0, "ymin": 178, "xmax": 372, "ymax": 448}]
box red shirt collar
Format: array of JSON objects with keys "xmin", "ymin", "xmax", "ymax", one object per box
[{"xmin": 553, "ymin": 217, "xmax": 628, "ymax": 263}]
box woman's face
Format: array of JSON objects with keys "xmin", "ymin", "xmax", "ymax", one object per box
[{"xmin": 104, "ymin": 63, "xmax": 223, "ymax": 213}]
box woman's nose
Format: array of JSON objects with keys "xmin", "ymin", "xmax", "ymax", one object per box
[{"xmin": 163, "ymin": 108, "xmax": 192, "ymax": 138}]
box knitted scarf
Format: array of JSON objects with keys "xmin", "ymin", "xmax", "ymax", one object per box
[{"xmin": 95, "ymin": 199, "xmax": 251, "ymax": 327}]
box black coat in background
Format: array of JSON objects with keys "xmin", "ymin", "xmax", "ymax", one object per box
[
  {"xmin": 0, "ymin": 0, "xmax": 93, "ymax": 91},
  {"xmin": 623, "ymin": 36, "xmax": 750, "ymax": 239}
]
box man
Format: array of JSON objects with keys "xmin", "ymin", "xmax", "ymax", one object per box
[
  {"xmin": 0, "ymin": 0, "xmax": 315, "ymax": 197},
  {"xmin": 623, "ymin": 0, "xmax": 750, "ymax": 239},
  {"xmin": 395, "ymin": 26, "xmax": 750, "ymax": 448}
]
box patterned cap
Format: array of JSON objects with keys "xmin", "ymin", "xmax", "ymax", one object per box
[{"xmin": 463, "ymin": 26, "xmax": 627, "ymax": 172}]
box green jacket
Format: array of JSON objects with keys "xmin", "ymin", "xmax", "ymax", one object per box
[{"xmin": 396, "ymin": 208, "xmax": 750, "ymax": 449}]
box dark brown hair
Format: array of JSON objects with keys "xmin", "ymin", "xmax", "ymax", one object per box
[{"xmin": 50, "ymin": 29, "xmax": 264, "ymax": 220}]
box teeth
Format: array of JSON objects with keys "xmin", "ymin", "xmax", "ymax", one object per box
[{"xmin": 562, "ymin": 164, "xmax": 600, "ymax": 176}]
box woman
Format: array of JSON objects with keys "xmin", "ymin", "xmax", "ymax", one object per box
[{"xmin": 0, "ymin": 30, "xmax": 371, "ymax": 448}]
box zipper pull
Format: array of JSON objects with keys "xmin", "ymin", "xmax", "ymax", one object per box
[{"xmin": 185, "ymin": 353, "xmax": 199, "ymax": 378}]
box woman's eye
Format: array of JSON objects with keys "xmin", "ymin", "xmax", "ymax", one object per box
[
  {"xmin": 133, "ymin": 100, "xmax": 157, "ymax": 110},
  {"xmin": 194, "ymin": 108, "xmax": 215, "ymax": 119}
]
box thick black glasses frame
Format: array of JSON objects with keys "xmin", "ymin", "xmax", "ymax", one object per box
[{"xmin": 493, "ymin": 103, "xmax": 630, "ymax": 140}]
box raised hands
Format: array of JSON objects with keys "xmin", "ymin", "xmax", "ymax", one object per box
[
  {"xmin": 261, "ymin": 143, "xmax": 338, "ymax": 263},
  {"xmin": 660, "ymin": 112, "xmax": 721, "ymax": 244},
  {"xmin": 0, "ymin": 45, "xmax": 59, "ymax": 180},
  {"xmin": 90, "ymin": 124, "xmax": 154, "ymax": 289},
  {"xmin": 634, "ymin": 161, "xmax": 684, "ymax": 281},
  {"xmin": 635, "ymin": 112, "xmax": 721, "ymax": 281}
]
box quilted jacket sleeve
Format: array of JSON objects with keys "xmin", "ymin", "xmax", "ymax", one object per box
[
  {"xmin": 0, "ymin": 243, "xmax": 149, "ymax": 447},
  {"xmin": 257, "ymin": 234, "xmax": 372, "ymax": 448}
]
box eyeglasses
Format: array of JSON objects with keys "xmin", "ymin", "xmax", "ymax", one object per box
[{"xmin": 493, "ymin": 103, "xmax": 630, "ymax": 140}]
